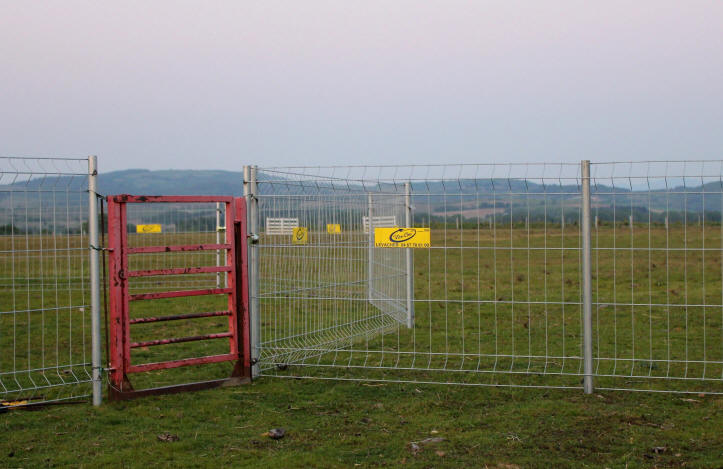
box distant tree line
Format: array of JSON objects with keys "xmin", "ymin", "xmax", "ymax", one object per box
[
  {"xmin": 414, "ymin": 206, "xmax": 723, "ymax": 229},
  {"xmin": 0, "ymin": 224, "xmax": 84, "ymax": 235}
]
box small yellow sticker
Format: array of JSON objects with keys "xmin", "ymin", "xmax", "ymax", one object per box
[
  {"xmin": 1, "ymin": 400, "xmax": 28, "ymax": 408},
  {"xmin": 326, "ymin": 224, "xmax": 341, "ymax": 234},
  {"xmin": 292, "ymin": 227, "xmax": 308, "ymax": 245},
  {"xmin": 136, "ymin": 224, "xmax": 162, "ymax": 233},
  {"xmin": 374, "ymin": 227, "xmax": 431, "ymax": 248}
]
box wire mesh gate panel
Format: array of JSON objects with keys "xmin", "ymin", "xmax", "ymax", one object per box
[
  {"xmin": 251, "ymin": 163, "xmax": 723, "ymax": 394},
  {"xmin": 107, "ymin": 195, "xmax": 250, "ymax": 399},
  {"xmin": 250, "ymin": 176, "xmax": 409, "ymax": 369},
  {"xmin": 0, "ymin": 157, "xmax": 95, "ymax": 405}
]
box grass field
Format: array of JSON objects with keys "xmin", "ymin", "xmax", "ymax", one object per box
[
  {"xmin": 2, "ymin": 378, "xmax": 722, "ymax": 467},
  {"xmin": 2, "ymin": 225, "xmax": 723, "ymax": 467}
]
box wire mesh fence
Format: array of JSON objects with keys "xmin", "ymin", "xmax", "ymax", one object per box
[
  {"xmin": 4, "ymin": 158, "xmax": 720, "ymax": 405},
  {"xmin": 0, "ymin": 156, "xmax": 95, "ymax": 405},
  {"xmin": 251, "ymin": 163, "xmax": 723, "ymax": 394},
  {"xmin": 251, "ymin": 176, "xmax": 408, "ymax": 369},
  {"xmin": 590, "ymin": 161, "xmax": 723, "ymax": 393}
]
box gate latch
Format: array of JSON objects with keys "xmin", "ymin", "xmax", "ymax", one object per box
[{"xmin": 248, "ymin": 233, "xmax": 259, "ymax": 244}]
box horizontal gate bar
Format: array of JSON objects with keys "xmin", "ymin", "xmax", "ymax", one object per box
[
  {"xmin": 130, "ymin": 332, "xmax": 233, "ymax": 348},
  {"xmin": 128, "ymin": 243, "xmax": 231, "ymax": 254},
  {"xmin": 129, "ymin": 310, "xmax": 232, "ymax": 324},
  {"xmin": 127, "ymin": 353, "xmax": 238, "ymax": 373},
  {"xmin": 111, "ymin": 195, "xmax": 234, "ymax": 203},
  {"xmin": 130, "ymin": 288, "xmax": 233, "ymax": 301},
  {"xmin": 127, "ymin": 266, "xmax": 232, "ymax": 277}
]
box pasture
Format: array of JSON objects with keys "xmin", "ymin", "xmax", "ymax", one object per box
[{"xmin": 1, "ymin": 225, "xmax": 722, "ymax": 467}]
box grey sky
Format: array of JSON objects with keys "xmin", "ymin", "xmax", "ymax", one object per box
[{"xmin": 1, "ymin": 1, "xmax": 721, "ymax": 172}]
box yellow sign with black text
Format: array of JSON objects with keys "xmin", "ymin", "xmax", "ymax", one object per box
[
  {"xmin": 292, "ymin": 227, "xmax": 308, "ymax": 245},
  {"xmin": 326, "ymin": 224, "xmax": 341, "ymax": 234},
  {"xmin": 136, "ymin": 224, "xmax": 162, "ymax": 233},
  {"xmin": 374, "ymin": 227, "xmax": 430, "ymax": 248}
]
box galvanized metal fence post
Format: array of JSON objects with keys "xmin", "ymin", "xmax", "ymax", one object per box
[
  {"xmin": 244, "ymin": 166, "xmax": 260, "ymax": 378},
  {"xmin": 581, "ymin": 159, "xmax": 594, "ymax": 394},
  {"xmin": 367, "ymin": 193, "xmax": 374, "ymax": 303},
  {"xmin": 405, "ymin": 182, "xmax": 414, "ymax": 328},
  {"xmin": 88, "ymin": 155, "xmax": 102, "ymax": 406}
]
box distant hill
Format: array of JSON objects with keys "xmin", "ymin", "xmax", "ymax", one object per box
[
  {"xmin": 97, "ymin": 169, "xmax": 244, "ymax": 196},
  {"xmin": 0, "ymin": 169, "xmax": 245, "ymax": 232},
  {"xmin": 2, "ymin": 169, "xmax": 722, "ymax": 230}
]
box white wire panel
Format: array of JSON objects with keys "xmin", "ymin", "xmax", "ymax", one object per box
[
  {"xmin": 254, "ymin": 163, "xmax": 723, "ymax": 393},
  {"xmin": 591, "ymin": 161, "xmax": 723, "ymax": 393},
  {"xmin": 0, "ymin": 157, "xmax": 93, "ymax": 405},
  {"xmin": 255, "ymin": 191, "xmax": 402, "ymax": 368},
  {"xmin": 367, "ymin": 193, "xmax": 408, "ymax": 327},
  {"xmin": 254, "ymin": 164, "xmax": 585, "ymax": 390}
]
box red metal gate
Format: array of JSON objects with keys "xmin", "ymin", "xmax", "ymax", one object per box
[{"xmin": 106, "ymin": 195, "xmax": 250, "ymax": 399}]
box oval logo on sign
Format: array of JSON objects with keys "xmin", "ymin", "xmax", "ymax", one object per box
[{"xmin": 389, "ymin": 228, "xmax": 416, "ymax": 243}]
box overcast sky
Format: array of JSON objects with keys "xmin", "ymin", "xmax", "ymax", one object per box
[{"xmin": 1, "ymin": 1, "xmax": 721, "ymax": 172}]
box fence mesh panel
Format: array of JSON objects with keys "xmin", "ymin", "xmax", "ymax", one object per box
[
  {"xmin": 253, "ymin": 163, "xmax": 723, "ymax": 393},
  {"xmin": 367, "ymin": 192, "xmax": 408, "ymax": 327},
  {"xmin": 591, "ymin": 161, "xmax": 723, "ymax": 393},
  {"xmin": 0, "ymin": 156, "xmax": 93, "ymax": 405},
  {"xmin": 255, "ymin": 179, "xmax": 405, "ymax": 369}
]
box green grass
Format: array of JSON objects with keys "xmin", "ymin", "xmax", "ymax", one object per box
[
  {"xmin": 2, "ymin": 380, "xmax": 722, "ymax": 468},
  {"xmin": 2, "ymin": 226, "xmax": 723, "ymax": 467}
]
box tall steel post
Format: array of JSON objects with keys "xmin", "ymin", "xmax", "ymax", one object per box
[
  {"xmin": 244, "ymin": 166, "xmax": 261, "ymax": 377},
  {"xmin": 405, "ymin": 182, "xmax": 414, "ymax": 329},
  {"xmin": 88, "ymin": 155, "xmax": 102, "ymax": 406},
  {"xmin": 581, "ymin": 160, "xmax": 594, "ymax": 394},
  {"xmin": 367, "ymin": 193, "xmax": 374, "ymax": 303}
]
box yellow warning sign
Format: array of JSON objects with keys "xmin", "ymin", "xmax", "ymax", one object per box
[
  {"xmin": 292, "ymin": 227, "xmax": 308, "ymax": 245},
  {"xmin": 374, "ymin": 227, "xmax": 431, "ymax": 248},
  {"xmin": 326, "ymin": 224, "xmax": 341, "ymax": 234},
  {"xmin": 136, "ymin": 224, "xmax": 162, "ymax": 233}
]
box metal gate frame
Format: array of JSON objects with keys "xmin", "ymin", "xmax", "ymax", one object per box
[{"xmin": 106, "ymin": 195, "xmax": 250, "ymax": 400}]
